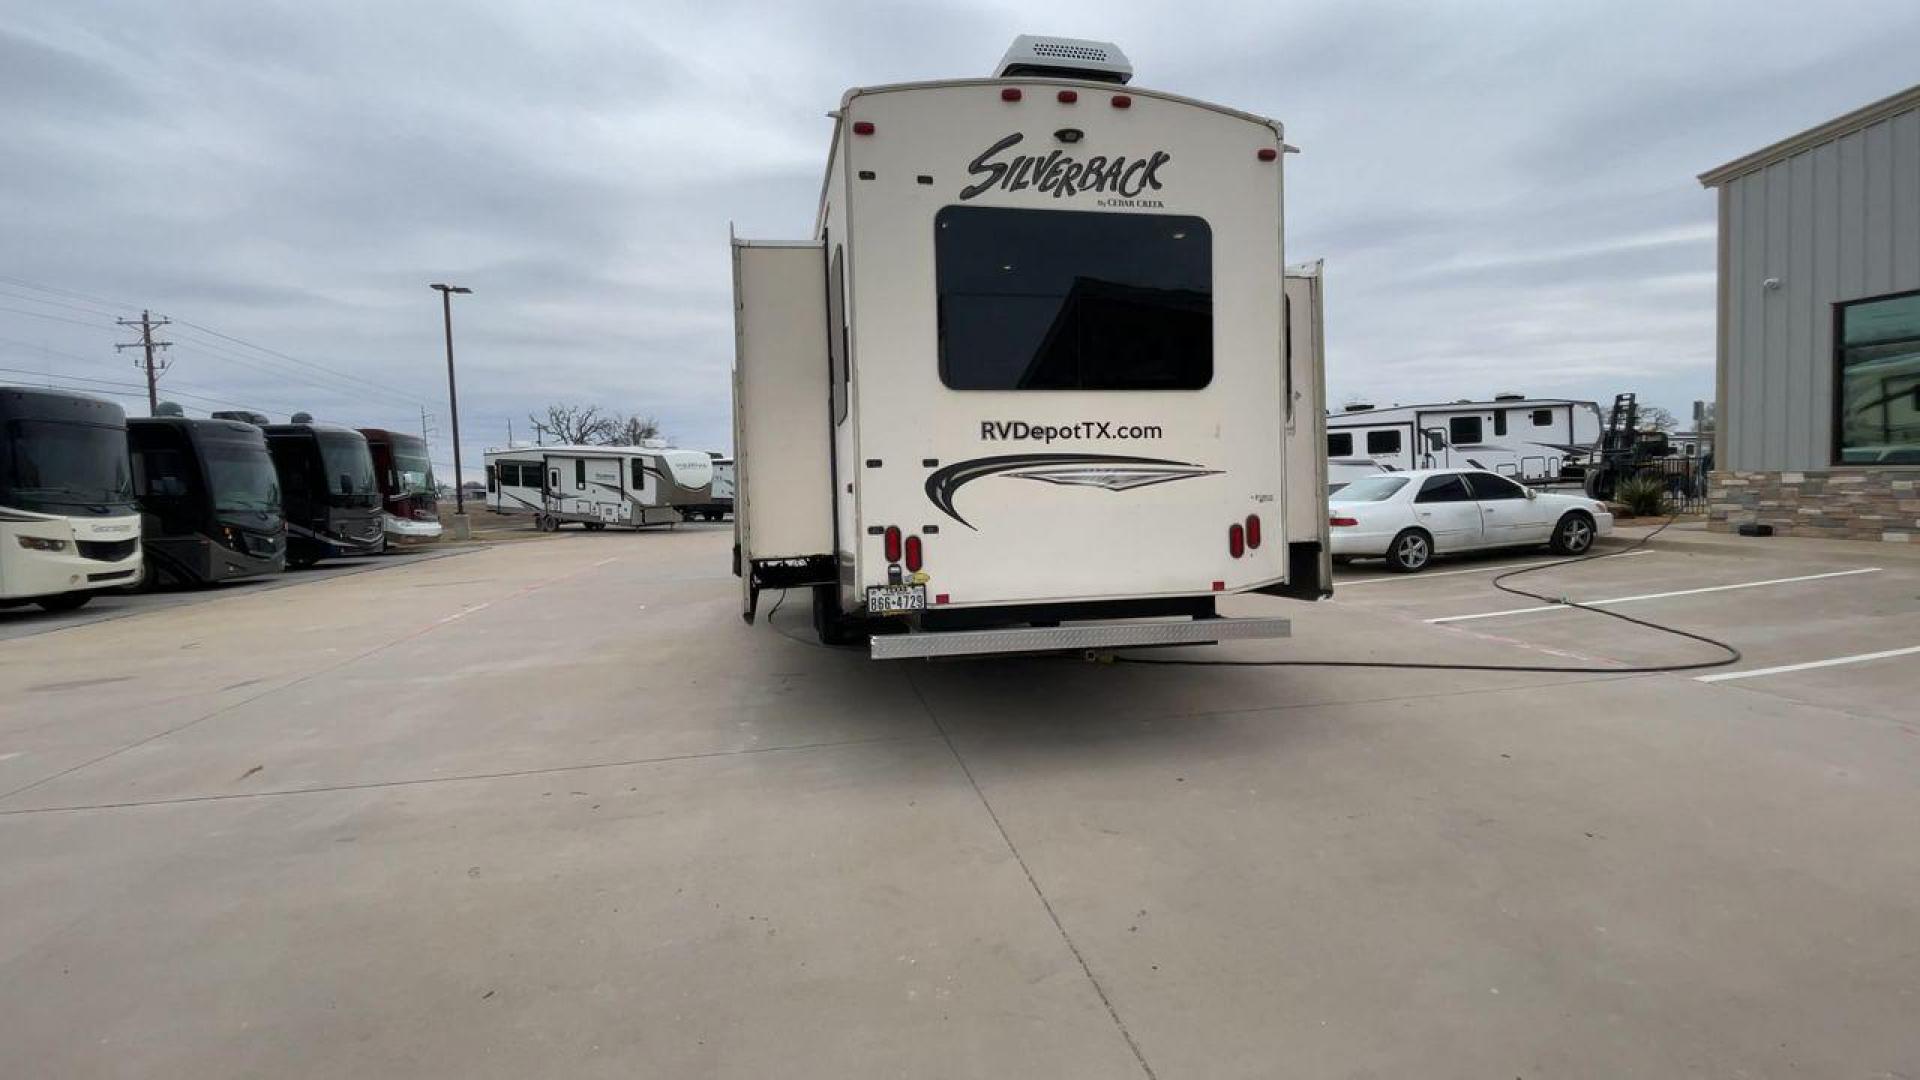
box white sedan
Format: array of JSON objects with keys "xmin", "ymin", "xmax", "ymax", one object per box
[{"xmin": 1329, "ymin": 469, "xmax": 1614, "ymax": 572}]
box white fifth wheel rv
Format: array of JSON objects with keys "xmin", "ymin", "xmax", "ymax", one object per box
[
  {"xmin": 483, "ymin": 443, "xmax": 714, "ymax": 531},
  {"xmin": 1326, "ymin": 395, "xmax": 1601, "ymax": 490},
  {"xmin": 731, "ymin": 35, "xmax": 1329, "ymax": 659}
]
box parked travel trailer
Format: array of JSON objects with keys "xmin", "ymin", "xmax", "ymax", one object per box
[
  {"xmin": 358, "ymin": 428, "xmax": 443, "ymax": 544},
  {"xmin": 0, "ymin": 387, "xmax": 143, "ymax": 610},
  {"xmin": 128, "ymin": 415, "xmax": 286, "ymax": 585},
  {"xmin": 483, "ymin": 444, "xmax": 715, "ymax": 531},
  {"xmin": 1325, "ymin": 396, "xmax": 1601, "ymax": 491},
  {"xmin": 730, "ymin": 36, "xmax": 1327, "ymax": 658},
  {"xmin": 262, "ymin": 419, "xmax": 383, "ymax": 566},
  {"xmin": 684, "ymin": 457, "xmax": 735, "ymax": 521}
]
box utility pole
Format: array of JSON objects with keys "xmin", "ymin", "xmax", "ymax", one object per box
[
  {"xmin": 429, "ymin": 283, "xmax": 473, "ymax": 530},
  {"xmin": 115, "ymin": 310, "xmax": 171, "ymax": 416}
]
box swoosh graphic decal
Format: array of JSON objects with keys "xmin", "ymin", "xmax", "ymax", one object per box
[{"xmin": 925, "ymin": 453, "xmax": 1220, "ymax": 530}]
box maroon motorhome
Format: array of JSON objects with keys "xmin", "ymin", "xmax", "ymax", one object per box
[{"xmin": 358, "ymin": 429, "xmax": 442, "ymax": 545}]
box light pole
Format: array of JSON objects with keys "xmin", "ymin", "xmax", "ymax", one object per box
[{"xmin": 430, "ymin": 283, "xmax": 472, "ymax": 531}]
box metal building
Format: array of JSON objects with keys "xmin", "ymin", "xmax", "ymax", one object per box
[{"xmin": 1699, "ymin": 83, "xmax": 1920, "ymax": 540}]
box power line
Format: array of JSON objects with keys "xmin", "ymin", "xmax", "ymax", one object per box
[
  {"xmin": 0, "ymin": 365, "xmax": 347, "ymax": 418},
  {"xmin": 0, "ymin": 274, "xmax": 141, "ymax": 313},
  {"xmin": 0, "ymin": 275, "xmax": 431, "ymax": 414},
  {"xmin": 0, "ymin": 304, "xmax": 122, "ymax": 333},
  {"xmin": 116, "ymin": 310, "xmax": 172, "ymax": 416},
  {"xmin": 0, "ymin": 286, "xmax": 131, "ymax": 320},
  {"xmin": 167, "ymin": 331, "xmax": 425, "ymax": 411},
  {"xmin": 172, "ymin": 318, "xmax": 425, "ymax": 403},
  {"xmin": 0, "ymin": 336, "xmax": 308, "ymax": 416}
]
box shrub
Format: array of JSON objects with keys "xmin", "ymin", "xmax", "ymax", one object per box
[{"xmin": 1614, "ymin": 473, "xmax": 1668, "ymax": 516}]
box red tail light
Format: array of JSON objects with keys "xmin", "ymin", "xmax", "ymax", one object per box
[
  {"xmin": 1228, "ymin": 523, "xmax": 1245, "ymax": 559},
  {"xmin": 1244, "ymin": 514, "xmax": 1262, "ymax": 549},
  {"xmin": 1001, "ymin": 87, "xmax": 1022, "ymax": 102},
  {"xmin": 883, "ymin": 526, "xmax": 902, "ymax": 563},
  {"xmin": 903, "ymin": 535, "xmax": 923, "ymax": 572},
  {"xmin": 1329, "ymin": 516, "xmax": 1359, "ymax": 527}
]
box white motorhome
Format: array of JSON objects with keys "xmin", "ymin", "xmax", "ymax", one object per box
[
  {"xmin": 483, "ymin": 443, "xmax": 714, "ymax": 531},
  {"xmin": 730, "ymin": 36, "xmax": 1328, "ymax": 659},
  {"xmin": 0, "ymin": 387, "xmax": 144, "ymax": 611},
  {"xmin": 1326, "ymin": 395, "xmax": 1601, "ymax": 490}
]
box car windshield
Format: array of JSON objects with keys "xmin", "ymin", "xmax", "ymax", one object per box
[
  {"xmin": 317, "ymin": 433, "xmax": 377, "ymax": 502},
  {"xmin": 392, "ymin": 443, "xmax": 435, "ymax": 496},
  {"xmin": 1330, "ymin": 475, "xmax": 1409, "ymax": 502},
  {"xmin": 4, "ymin": 419, "xmax": 135, "ymax": 511},
  {"xmin": 202, "ymin": 441, "xmax": 282, "ymax": 514}
]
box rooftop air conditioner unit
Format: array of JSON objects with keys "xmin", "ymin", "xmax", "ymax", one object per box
[{"xmin": 995, "ymin": 35, "xmax": 1132, "ymax": 84}]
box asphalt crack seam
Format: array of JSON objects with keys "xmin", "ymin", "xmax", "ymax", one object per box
[
  {"xmin": 904, "ymin": 668, "xmax": 1159, "ymax": 1080},
  {"xmin": 0, "ymin": 733, "xmax": 935, "ymax": 817},
  {"xmin": 0, "ymin": 552, "xmax": 616, "ymax": 808}
]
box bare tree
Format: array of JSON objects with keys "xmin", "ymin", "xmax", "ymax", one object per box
[
  {"xmin": 1636, "ymin": 405, "xmax": 1680, "ymax": 433},
  {"xmin": 529, "ymin": 403, "xmax": 616, "ymax": 445},
  {"xmin": 604, "ymin": 414, "xmax": 663, "ymax": 446}
]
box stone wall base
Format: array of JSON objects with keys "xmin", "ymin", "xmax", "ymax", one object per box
[{"xmin": 1708, "ymin": 469, "xmax": 1920, "ymax": 541}]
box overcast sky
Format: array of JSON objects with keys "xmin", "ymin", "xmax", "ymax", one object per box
[{"xmin": 3, "ymin": 1, "xmax": 1916, "ymax": 479}]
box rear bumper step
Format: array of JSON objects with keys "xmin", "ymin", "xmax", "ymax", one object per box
[{"xmin": 869, "ymin": 615, "xmax": 1292, "ymax": 661}]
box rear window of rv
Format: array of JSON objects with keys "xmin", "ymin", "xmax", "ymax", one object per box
[{"xmin": 934, "ymin": 205, "xmax": 1212, "ymax": 391}]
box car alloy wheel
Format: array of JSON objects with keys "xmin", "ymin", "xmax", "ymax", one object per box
[
  {"xmin": 1559, "ymin": 516, "xmax": 1593, "ymax": 553},
  {"xmin": 1390, "ymin": 530, "xmax": 1431, "ymax": 572}
]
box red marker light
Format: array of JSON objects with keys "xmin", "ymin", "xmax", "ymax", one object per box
[
  {"xmin": 883, "ymin": 526, "xmax": 902, "ymax": 563},
  {"xmin": 1001, "ymin": 87, "xmax": 1022, "ymax": 102},
  {"xmin": 1257, "ymin": 147, "xmax": 1278, "ymax": 162},
  {"xmin": 1212, "ymin": 580, "xmax": 1226, "ymax": 592},
  {"xmin": 1111, "ymin": 95, "xmax": 1132, "ymax": 109},
  {"xmin": 1245, "ymin": 514, "xmax": 1262, "ymax": 549},
  {"xmin": 1057, "ymin": 89, "xmax": 1078, "ymax": 103},
  {"xmin": 852, "ymin": 121, "xmax": 875, "ymax": 136},
  {"xmin": 935, "ymin": 593, "xmax": 950, "ymax": 605}
]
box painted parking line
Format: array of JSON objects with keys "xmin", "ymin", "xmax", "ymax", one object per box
[
  {"xmin": 1338, "ymin": 550, "xmax": 1654, "ymax": 587},
  {"xmin": 1424, "ymin": 567, "xmax": 1883, "ymax": 624},
  {"xmin": 1697, "ymin": 644, "xmax": 1920, "ymax": 683}
]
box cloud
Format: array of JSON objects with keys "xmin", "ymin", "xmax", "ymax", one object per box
[{"xmin": 2, "ymin": 0, "xmax": 1916, "ymax": 476}]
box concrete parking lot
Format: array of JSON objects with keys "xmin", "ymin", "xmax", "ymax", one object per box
[{"xmin": 3, "ymin": 524, "xmax": 1917, "ymax": 1078}]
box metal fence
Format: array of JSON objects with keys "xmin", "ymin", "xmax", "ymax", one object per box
[{"xmin": 1630, "ymin": 456, "xmax": 1711, "ymax": 514}]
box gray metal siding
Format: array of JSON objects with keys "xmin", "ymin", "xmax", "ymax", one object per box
[{"xmin": 1719, "ymin": 104, "xmax": 1920, "ymax": 470}]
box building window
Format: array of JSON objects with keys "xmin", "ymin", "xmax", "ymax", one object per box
[
  {"xmin": 1449, "ymin": 416, "xmax": 1483, "ymax": 445},
  {"xmin": 1836, "ymin": 290, "xmax": 1920, "ymax": 465},
  {"xmin": 1366, "ymin": 429, "xmax": 1401, "ymax": 455},
  {"xmin": 1532, "ymin": 409, "xmax": 1553, "ymax": 427},
  {"xmin": 1327, "ymin": 432, "xmax": 1353, "ymax": 456}
]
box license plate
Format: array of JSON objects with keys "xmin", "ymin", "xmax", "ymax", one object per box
[{"xmin": 865, "ymin": 584, "xmax": 927, "ymax": 614}]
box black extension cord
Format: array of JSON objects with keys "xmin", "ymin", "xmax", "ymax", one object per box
[{"xmin": 1115, "ymin": 513, "xmax": 1743, "ymax": 675}]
